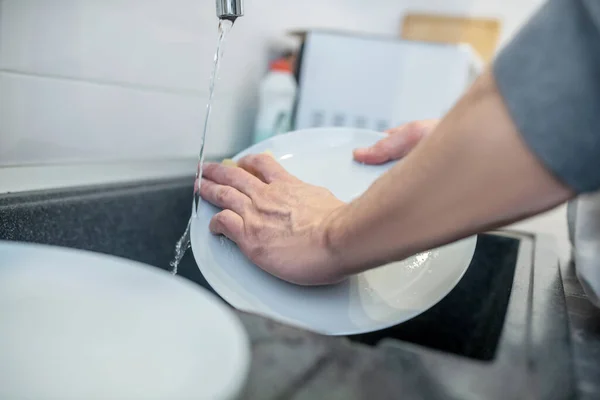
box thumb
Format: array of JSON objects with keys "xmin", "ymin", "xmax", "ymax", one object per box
[{"xmin": 353, "ymin": 127, "xmax": 424, "ymax": 165}]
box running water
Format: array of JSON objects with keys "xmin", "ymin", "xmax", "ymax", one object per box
[{"xmin": 170, "ymin": 19, "xmax": 234, "ymax": 275}]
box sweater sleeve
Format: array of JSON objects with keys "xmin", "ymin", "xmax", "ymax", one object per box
[{"xmin": 493, "ymin": 0, "xmax": 600, "ymax": 193}]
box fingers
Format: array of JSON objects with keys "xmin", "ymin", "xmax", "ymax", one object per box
[
  {"xmin": 237, "ymin": 154, "xmax": 294, "ymax": 184},
  {"xmin": 203, "ymin": 162, "xmax": 265, "ymax": 196},
  {"xmin": 209, "ymin": 210, "xmax": 244, "ymax": 244},
  {"xmin": 200, "ymin": 178, "xmax": 251, "ymax": 215},
  {"xmin": 353, "ymin": 123, "xmax": 426, "ymax": 165}
]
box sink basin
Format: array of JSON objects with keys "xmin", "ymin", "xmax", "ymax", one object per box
[
  {"xmin": 0, "ymin": 178, "xmax": 213, "ymax": 293},
  {"xmin": 0, "ymin": 177, "xmax": 575, "ymax": 400},
  {"xmin": 0, "ymin": 178, "xmax": 519, "ymax": 360},
  {"xmin": 347, "ymin": 235, "xmax": 520, "ymax": 361},
  {"xmin": 0, "ymin": 178, "xmax": 519, "ymax": 361}
]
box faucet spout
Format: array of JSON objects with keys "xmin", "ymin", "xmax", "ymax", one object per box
[{"xmin": 216, "ymin": 0, "xmax": 243, "ymax": 22}]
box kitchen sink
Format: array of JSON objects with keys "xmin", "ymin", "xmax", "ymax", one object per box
[
  {"xmin": 348, "ymin": 235, "xmax": 520, "ymax": 361},
  {"xmin": 0, "ymin": 177, "xmax": 575, "ymax": 399},
  {"xmin": 0, "ymin": 177, "xmax": 213, "ymax": 292},
  {"xmin": 0, "ymin": 178, "xmax": 517, "ymax": 362}
]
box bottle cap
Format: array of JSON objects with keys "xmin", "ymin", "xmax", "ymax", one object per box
[{"xmin": 270, "ymin": 58, "xmax": 292, "ymax": 73}]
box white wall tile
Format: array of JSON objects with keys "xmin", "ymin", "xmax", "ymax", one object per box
[
  {"xmin": 0, "ymin": 0, "xmax": 545, "ymax": 90},
  {"xmin": 0, "ymin": 0, "xmax": 224, "ymax": 94},
  {"xmin": 0, "ymin": 72, "xmax": 253, "ymax": 165},
  {"xmin": 0, "ymin": 0, "xmax": 545, "ymax": 165}
]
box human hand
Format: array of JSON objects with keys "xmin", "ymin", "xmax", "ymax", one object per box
[
  {"xmin": 199, "ymin": 154, "xmax": 347, "ymax": 286},
  {"xmin": 353, "ymin": 120, "xmax": 439, "ymax": 164}
]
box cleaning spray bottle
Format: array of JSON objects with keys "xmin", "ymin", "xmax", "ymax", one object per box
[{"xmin": 252, "ymin": 57, "xmax": 297, "ymax": 144}]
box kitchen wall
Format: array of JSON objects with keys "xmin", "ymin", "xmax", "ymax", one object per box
[{"xmin": 0, "ymin": 0, "xmax": 545, "ymax": 165}]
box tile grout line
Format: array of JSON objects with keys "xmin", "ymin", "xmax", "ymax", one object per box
[{"xmin": 0, "ymin": 68, "xmax": 209, "ymax": 98}]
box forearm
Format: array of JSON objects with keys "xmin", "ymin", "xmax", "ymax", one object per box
[{"xmin": 326, "ymin": 68, "xmax": 574, "ymax": 275}]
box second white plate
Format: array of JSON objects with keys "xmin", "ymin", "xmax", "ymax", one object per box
[{"xmin": 192, "ymin": 128, "xmax": 476, "ymax": 335}]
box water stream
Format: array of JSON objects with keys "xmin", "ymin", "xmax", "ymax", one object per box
[{"xmin": 170, "ymin": 19, "xmax": 234, "ymax": 275}]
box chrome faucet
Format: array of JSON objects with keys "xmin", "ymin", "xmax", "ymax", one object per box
[{"xmin": 216, "ymin": 0, "xmax": 243, "ymax": 22}]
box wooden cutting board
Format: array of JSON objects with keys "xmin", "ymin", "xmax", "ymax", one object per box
[{"xmin": 401, "ymin": 13, "xmax": 502, "ymax": 63}]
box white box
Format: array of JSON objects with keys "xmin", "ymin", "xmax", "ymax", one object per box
[{"xmin": 294, "ymin": 31, "xmax": 482, "ymax": 131}]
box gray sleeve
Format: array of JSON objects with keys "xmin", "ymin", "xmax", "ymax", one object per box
[{"xmin": 493, "ymin": 0, "xmax": 600, "ymax": 193}]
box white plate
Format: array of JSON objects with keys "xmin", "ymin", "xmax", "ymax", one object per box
[
  {"xmin": 0, "ymin": 241, "xmax": 250, "ymax": 400},
  {"xmin": 191, "ymin": 128, "xmax": 477, "ymax": 336}
]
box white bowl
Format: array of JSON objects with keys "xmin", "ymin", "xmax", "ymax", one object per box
[{"xmin": 0, "ymin": 241, "xmax": 250, "ymax": 400}]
